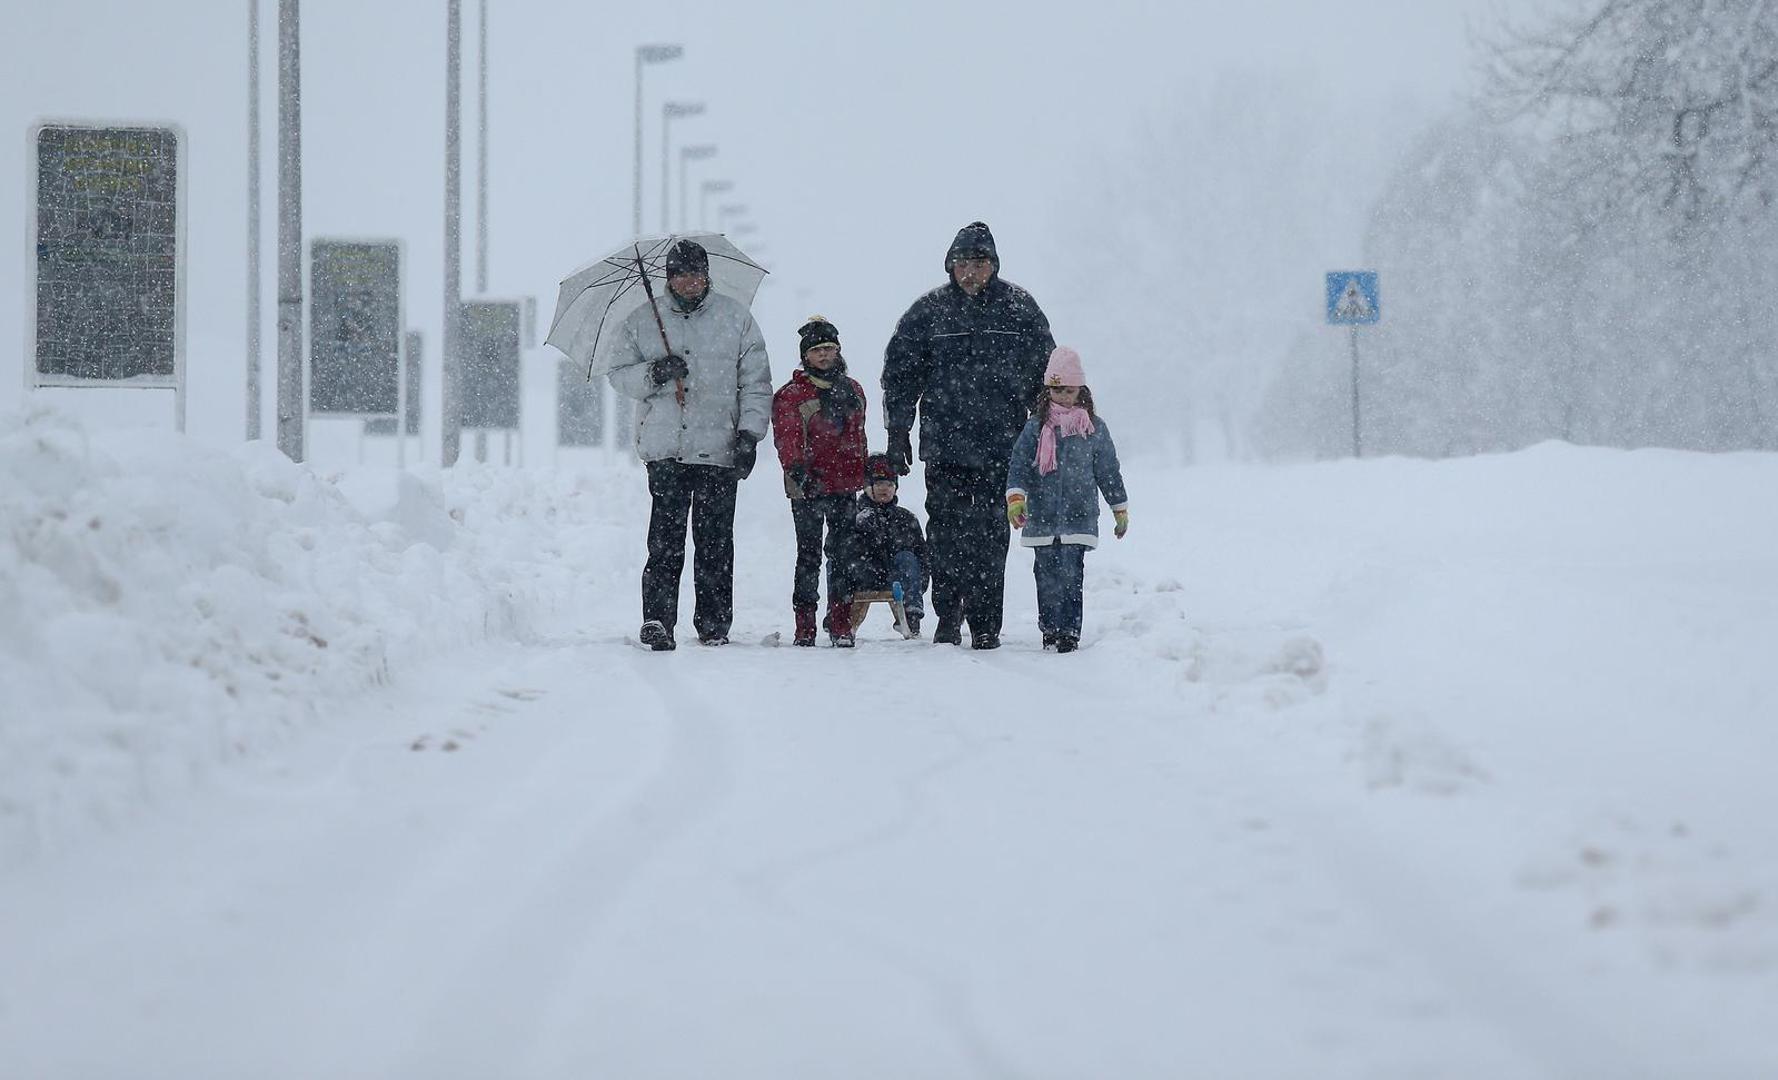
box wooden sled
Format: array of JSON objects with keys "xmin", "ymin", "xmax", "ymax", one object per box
[{"xmin": 847, "ymin": 590, "xmax": 915, "ymax": 639}]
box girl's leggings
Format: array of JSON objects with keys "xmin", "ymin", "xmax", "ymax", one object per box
[{"xmin": 1033, "ymin": 541, "xmax": 1087, "ymax": 634}]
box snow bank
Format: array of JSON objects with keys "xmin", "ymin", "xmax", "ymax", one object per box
[{"xmin": 0, "ymin": 407, "xmax": 624, "ymax": 866}]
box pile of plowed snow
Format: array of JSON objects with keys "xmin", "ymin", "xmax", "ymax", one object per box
[{"xmin": 0, "ymin": 407, "xmax": 629, "ymax": 865}]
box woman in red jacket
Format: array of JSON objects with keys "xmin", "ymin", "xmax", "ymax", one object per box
[{"xmin": 771, "ymin": 316, "xmax": 868, "ymax": 646}]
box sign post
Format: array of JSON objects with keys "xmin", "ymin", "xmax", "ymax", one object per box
[
  {"xmin": 28, "ymin": 122, "xmax": 186, "ymax": 429},
  {"xmin": 1325, "ymin": 270, "xmax": 1380, "ymax": 458}
]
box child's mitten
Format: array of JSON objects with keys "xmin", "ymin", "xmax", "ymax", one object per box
[
  {"xmin": 1005, "ymin": 492, "xmax": 1028, "ymax": 529},
  {"xmin": 1113, "ymin": 507, "xmax": 1129, "ymax": 539}
]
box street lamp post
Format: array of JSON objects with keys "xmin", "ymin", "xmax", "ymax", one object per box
[
  {"xmin": 247, "ymin": 0, "xmax": 262, "ymax": 441},
  {"xmin": 275, "ymin": 0, "xmax": 304, "ymax": 463},
  {"xmin": 476, "ymin": 0, "xmax": 488, "ymax": 294},
  {"xmin": 443, "ymin": 0, "xmax": 463, "ymax": 466},
  {"xmin": 698, "ymin": 179, "xmax": 734, "ymax": 231},
  {"xmin": 680, "ymin": 149, "xmax": 718, "ymax": 231},
  {"xmin": 661, "ymin": 101, "xmax": 704, "ymax": 232},
  {"xmin": 633, "ymin": 45, "xmax": 682, "ymax": 238}
]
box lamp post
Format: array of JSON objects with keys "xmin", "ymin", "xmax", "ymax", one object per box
[
  {"xmin": 661, "ymin": 101, "xmax": 704, "ymax": 232},
  {"xmin": 442, "ymin": 0, "xmax": 463, "ymax": 466},
  {"xmin": 275, "ymin": 0, "xmax": 304, "ymax": 462},
  {"xmin": 698, "ymin": 179, "xmax": 733, "ymax": 232},
  {"xmin": 475, "ymin": 0, "xmax": 488, "ymax": 294},
  {"xmin": 633, "ymin": 45, "xmax": 682, "ymax": 237},
  {"xmin": 246, "ymin": 0, "xmax": 262, "ymax": 441},
  {"xmin": 680, "ymin": 149, "xmax": 717, "ymax": 230}
]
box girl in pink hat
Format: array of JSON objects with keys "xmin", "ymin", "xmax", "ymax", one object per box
[{"xmin": 1003, "ymin": 346, "xmax": 1130, "ymax": 652}]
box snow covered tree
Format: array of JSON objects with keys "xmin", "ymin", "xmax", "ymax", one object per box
[{"xmin": 1485, "ymin": 0, "xmax": 1778, "ymax": 233}]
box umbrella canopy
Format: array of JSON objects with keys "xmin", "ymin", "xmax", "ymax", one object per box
[{"xmin": 545, "ymin": 232, "xmax": 768, "ymax": 376}]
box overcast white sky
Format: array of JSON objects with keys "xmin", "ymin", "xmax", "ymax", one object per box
[{"xmin": 0, "ymin": 0, "xmax": 1548, "ymax": 454}]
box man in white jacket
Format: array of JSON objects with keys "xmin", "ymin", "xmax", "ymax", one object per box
[{"xmin": 607, "ymin": 240, "xmax": 773, "ymax": 649}]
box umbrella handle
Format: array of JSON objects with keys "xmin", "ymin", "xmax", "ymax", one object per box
[{"xmin": 634, "ymin": 242, "xmax": 687, "ymax": 409}]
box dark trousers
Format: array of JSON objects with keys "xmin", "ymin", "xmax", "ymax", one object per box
[
  {"xmin": 643, "ymin": 459, "xmax": 739, "ymax": 637},
  {"xmin": 790, "ymin": 493, "xmax": 852, "ymax": 609},
  {"xmin": 925, "ymin": 464, "xmax": 1011, "ymax": 636},
  {"xmin": 1033, "ymin": 541, "xmax": 1087, "ymax": 635}
]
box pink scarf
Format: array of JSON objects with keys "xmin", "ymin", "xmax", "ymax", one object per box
[{"xmin": 1037, "ymin": 405, "xmax": 1095, "ymax": 475}]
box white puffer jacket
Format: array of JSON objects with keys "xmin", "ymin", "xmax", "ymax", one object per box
[{"xmin": 603, "ymin": 290, "xmax": 772, "ymax": 466}]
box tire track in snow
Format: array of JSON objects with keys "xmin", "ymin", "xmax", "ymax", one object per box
[
  {"xmin": 724, "ymin": 660, "xmax": 1121, "ymax": 1080},
  {"xmin": 379, "ymin": 644, "xmax": 737, "ymax": 1077}
]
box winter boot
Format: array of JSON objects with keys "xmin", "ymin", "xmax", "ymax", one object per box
[
  {"xmin": 1055, "ymin": 632, "xmax": 1079, "ymax": 654},
  {"xmin": 904, "ymin": 610, "xmax": 923, "ymax": 638},
  {"xmin": 830, "ymin": 629, "xmax": 857, "ymax": 648},
  {"xmin": 824, "ymin": 597, "xmax": 855, "ymax": 642},
  {"xmin": 639, "ymin": 620, "xmax": 676, "ymax": 652},
  {"xmin": 970, "ymin": 631, "xmax": 1001, "ymax": 651},
  {"xmin": 793, "ymin": 605, "xmax": 818, "ymax": 647},
  {"xmin": 1041, "ymin": 629, "xmax": 1058, "ymax": 650},
  {"xmin": 933, "ymin": 615, "xmax": 962, "ymax": 646}
]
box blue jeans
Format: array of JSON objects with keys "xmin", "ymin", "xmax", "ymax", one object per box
[
  {"xmin": 891, "ymin": 550, "xmax": 924, "ymax": 615},
  {"xmin": 1033, "ymin": 541, "xmax": 1086, "ymax": 634}
]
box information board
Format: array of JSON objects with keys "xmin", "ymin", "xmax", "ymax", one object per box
[
  {"xmin": 31, "ymin": 123, "xmax": 182, "ymax": 385},
  {"xmin": 461, "ymin": 299, "xmax": 521, "ymax": 430},
  {"xmin": 557, "ymin": 358, "xmax": 604, "ymax": 447},
  {"xmin": 310, "ymin": 239, "xmax": 402, "ymax": 414}
]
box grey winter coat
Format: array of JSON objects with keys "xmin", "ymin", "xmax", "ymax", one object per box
[
  {"xmin": 603, "ymin": 290, "xmax": 772, "ymax": 467},
  {"xmin": 1005, "ymin": 416, "xmax": 1128, "ymax": 548}
]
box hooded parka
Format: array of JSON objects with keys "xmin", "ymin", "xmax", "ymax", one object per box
[{"xmin": 881, "ymin": 223, "xmax": 1056, "ymax": 471}]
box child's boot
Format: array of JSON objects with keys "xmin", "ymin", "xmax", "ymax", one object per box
[
  {"xmin": 793, "ymin": 605, "xmax": 818, "ymax": 647},
  {"xmin": 825, "ymin": 598, "xmax": 855, "ymax": 648}
]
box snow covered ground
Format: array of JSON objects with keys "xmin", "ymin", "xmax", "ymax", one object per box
[{"xmin": 3, "ymin": 404, "xmax": 1776, "ymax": 1078}]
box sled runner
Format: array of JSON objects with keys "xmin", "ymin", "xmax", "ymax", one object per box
[{"xmin": 847, "ymin": 586, "xmax": 916, "ymax": 640}]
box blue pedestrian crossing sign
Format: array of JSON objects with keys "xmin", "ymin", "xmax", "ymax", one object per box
[{"xmin": 1326, "ymin": 271, "xmax": 1380, "ymax": 325}]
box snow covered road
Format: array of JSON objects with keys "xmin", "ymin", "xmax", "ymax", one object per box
[{"xmin": 4, "ymin": 423, "xmax": 1777, "ymax": 1078}]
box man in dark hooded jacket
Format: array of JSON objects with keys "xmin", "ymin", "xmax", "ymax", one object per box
[{"xmin": 882, "ymin": 222, "xmax": 1055, "ymax": 649}]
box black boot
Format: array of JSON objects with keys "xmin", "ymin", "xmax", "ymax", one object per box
[
  {"xmin": 1041, "ymin": 630, "xmax": 1058, "ymax": 650},
  {"xmin": 1055, "ymin": 632, "xmax": 1079, "ymax": 654},
  {"xmin": 639, "ymin": 620, "xmax": 676, "ymax": 652},
  {"xmin": 933, "ymin": 615, "xmax": 962, "ymax": 645},
  {"xmin": 970, "ymin": 631, "xmax": 1001, "ymax": 651}
]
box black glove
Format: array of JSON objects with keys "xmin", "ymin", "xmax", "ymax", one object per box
[
  {"xmin": 787, "ymin": 464, "xmax": 820, "ymax": 498},
  {"xmin": 650, "ymin": 354, "xmax": 689, "ymax": 386},
  {"xmin": 734, "ymin": 433, "xmax": 759, "ymax": 479},
  {"xmin": 887, "ymin": 429, "xmax": 913, "ymax": 476}
]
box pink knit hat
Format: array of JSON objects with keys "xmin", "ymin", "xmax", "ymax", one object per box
[{"xmin": 1043, "ymin": 346, "xmax": 1086, "ymax": 388}]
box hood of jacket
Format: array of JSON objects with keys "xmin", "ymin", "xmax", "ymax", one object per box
[{"xmin": 944, "ymin": 221, "xmax": 1000, "ymax": 280}]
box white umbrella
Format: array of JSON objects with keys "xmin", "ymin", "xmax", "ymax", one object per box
[{"xmin": 545, "ymin": 232, "xmax": 768, "ymax": 378}]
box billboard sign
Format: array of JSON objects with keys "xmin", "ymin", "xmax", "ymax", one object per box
[
  {"xmin": 29, "ymin": 122, "xmax": 184, "ymax": 402},
  {"xmin": 310, "ymin": 238, "xmax": 402, "ymax": 415},
  {"xmin": 557, "ymin": 357, "xmax": 604, "ymax": 447},
  {"xmin": 461, "ymin": 299, "xmax": 521, "ymax": 430}
]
